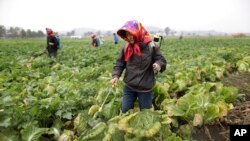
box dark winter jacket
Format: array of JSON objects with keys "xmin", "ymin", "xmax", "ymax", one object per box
[
  {"xmin": 92, "ymin": 38, "xmax": 100, "ymax": 47},
  {"xmin": 46, "ymin": 36, "xmax": 58, "ymax": 50},
  {"xmin": 112, "ymin": 42, "xmax": 167, "ymax": 92},
  {"xmin": 46, "ymin": 36, "xmax": 58, "ymax": 58}
]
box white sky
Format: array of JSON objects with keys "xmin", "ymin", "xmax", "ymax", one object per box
[{"xmin": 0, "ymin": 0, "xmax": 249, "ymax": 33}]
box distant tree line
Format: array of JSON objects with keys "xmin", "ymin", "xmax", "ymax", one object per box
[
  {"xmin": 0, "ymin": 25, "xmax": 175, "ymax": 38},
  {"xmin": 0, "ymin": 25, "xmax": 45, "ymax": 38}
]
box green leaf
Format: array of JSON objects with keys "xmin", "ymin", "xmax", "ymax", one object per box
[
  {"xmin": 62, "ymin": 112, "xmax": 73, "ymax": 120},
  {"xmin": 21, "ymin": 125, "xmax": 49, "ymax": 141},
  {"xmin": 220, "ymin": 86, "xmax": 238, "ymax": 103},
  {"xmin": 0, "ymin": 130, "xmax": 19, "ymax": 141},
  {"xmin": 0, "ymin": 116, "xmax": 11, "ymax": 127},
  {"xmin": 100, "ymin": 98, "xmax": 121, "ymax": 120},
  {"xmin": 204, "ymin": 105, "xmax": 220, "ymax": 124}
]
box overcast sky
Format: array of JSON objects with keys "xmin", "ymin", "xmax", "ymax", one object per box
[{"xmin": 0, "ymin": 0, "xmax": 249, "ymax": 33}]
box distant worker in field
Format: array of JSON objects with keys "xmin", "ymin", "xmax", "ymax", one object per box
[
  {"xmin": 45, "ymin": 28, "xmax": 59, "ymax": 58},
  {"xmin": 111, "ymin": 20, "xmax": 167, "ymax": 113},
  {"xmin": 179, "ymin": 33, "xmax": 183, "ymax": 40},
  {"xmin": 113, "ymin": 33, "xmax": 119, "ymax": 44},
  {"xmin": 90, "ymin": 34, "xmax": 101, "ymax": 47},
  {"xmin": 153, "ymin": 34, "xmax": 164, "ymax": 47}
]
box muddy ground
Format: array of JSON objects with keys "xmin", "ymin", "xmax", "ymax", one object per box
[{"xmin": 193, "ymin": 72, "xmax": 250, "ymax": 141}]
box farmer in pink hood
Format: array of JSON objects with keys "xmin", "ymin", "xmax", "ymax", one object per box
[
  {"xmin": 46, "ymin": 28, "xmax": 58, "ymax": 57},
  {"xmin": 111, "ymin": 20, "xmax": 167, "ymax": 113},
  {"xmin": 90, "ymin": 34, "xmax": 101, "ymax": 47}
]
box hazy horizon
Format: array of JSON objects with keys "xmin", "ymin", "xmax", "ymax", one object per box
[{"xmin": 1, "ymin": 0, "xmax": 250, "ymax": 33}]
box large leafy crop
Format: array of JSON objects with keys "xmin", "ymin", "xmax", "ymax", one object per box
[{"xmin": 0, "ymin": 37, "xmax": 249, "ymax": 140}]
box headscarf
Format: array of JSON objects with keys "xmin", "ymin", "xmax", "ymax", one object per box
[
  {"xmin": 91, "ymin": 34, "xmax": 97, "ymax": 39},
  {"xmin": 46, "ymin": 28, "xmax": 55, "ymax": 37},
  {"xmin": 117, "ymin": 20, "xmax": 152, "ymax": 61}
]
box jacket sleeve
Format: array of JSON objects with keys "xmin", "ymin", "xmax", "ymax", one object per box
[
  {"xmin": 46, "ymin": 37, "xmax": 49, "ymax": 48},
  {"xmin": 153, "ymin": 45, "xmax": 167, "ymax": 72},
  {"xmin": 112, "ymin": 48, "xmax": 126, "ymax": 78}
]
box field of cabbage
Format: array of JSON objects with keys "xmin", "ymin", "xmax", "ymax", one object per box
[{"xmin": 0, "ymin": 37, "xmax": 250, "ymax": 141}]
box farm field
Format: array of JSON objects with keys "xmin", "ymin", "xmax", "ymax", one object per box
[{"xmin": 0, "ymin": 37, "xmax": 250, "ymax": 141}]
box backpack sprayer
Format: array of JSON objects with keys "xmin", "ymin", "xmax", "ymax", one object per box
[{"xmin": 153, "ymin": 35, "xmax": 163, "ymax": 47}]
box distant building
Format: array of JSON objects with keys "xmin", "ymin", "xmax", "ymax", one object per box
[{"xmin": 70, "ymin": 35, "xmax": 82, "ymax": 39}]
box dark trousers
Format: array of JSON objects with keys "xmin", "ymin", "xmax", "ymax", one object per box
[
  {"xmin": 122, "ymin": 86, "xmax": 152, "ymax": 113},
  {"xmin": 47, "ymin": 46, "xmax": 57, "ymax": 57}
]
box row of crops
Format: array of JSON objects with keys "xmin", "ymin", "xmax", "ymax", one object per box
[{"xmin": 0, "ymin": 37, "xmax": 250, "ymax": 140}]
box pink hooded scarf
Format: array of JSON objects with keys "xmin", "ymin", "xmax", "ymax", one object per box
[{"xmin": 117, "ymin": 20, "xmax": 152, "ymax": 61}]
